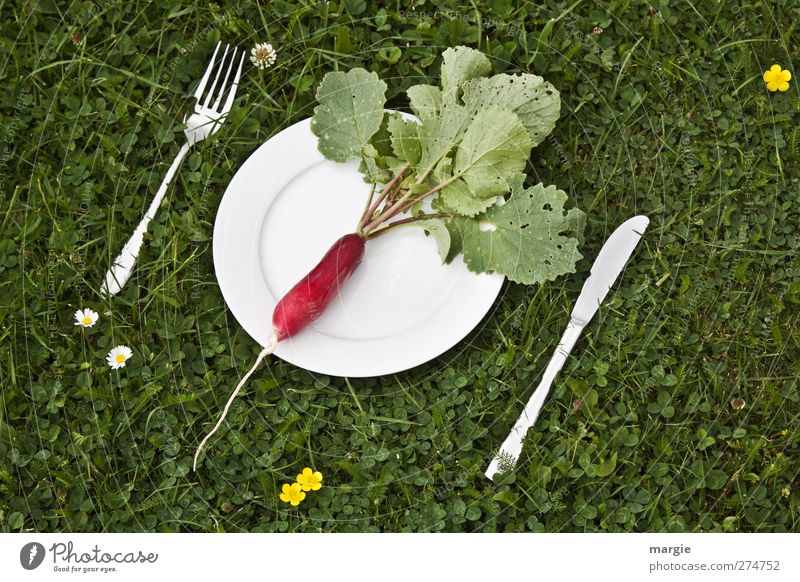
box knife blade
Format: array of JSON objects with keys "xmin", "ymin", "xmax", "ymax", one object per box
[{"xmin": 485, "ymin": 215, "xmax": 649, "ymax": 481}]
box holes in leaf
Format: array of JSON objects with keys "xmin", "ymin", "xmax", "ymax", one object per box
[{"xmin": 543, "ymin": 203, "xmax": 552, "ymax": 211}]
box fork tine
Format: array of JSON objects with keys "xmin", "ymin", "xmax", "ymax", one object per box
[
  {"xmin": 203, "ymin": 44, "xmax": 230, "ymax": 108},
  {"xmin": 194, "ymin": 41, "xmax": 221, "ymax": 101},
  {"xmin": 211, "ymin": 47, "xmax": 237, "ymax": 111},
  {"xmin": 221, "ymin": 52, "xmax": 245, "ymax": 115}
]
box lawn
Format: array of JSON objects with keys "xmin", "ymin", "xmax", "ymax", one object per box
[{"xmin": 0, "ymin": 0, "xmax": 798, "ymax": 533}]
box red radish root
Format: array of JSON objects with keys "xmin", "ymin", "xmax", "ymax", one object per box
[
  {"xmin": 193, "ymin": 234, "xmax": 366, "ymax": 471},
  {"xmin": 272, "ymin": 234, "xmax": 366, "ymax": 339}
]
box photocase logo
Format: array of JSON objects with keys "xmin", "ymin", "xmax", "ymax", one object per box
[{"xmin": 20, "ymin": 542, "xmax": 46, "ymax": 570}]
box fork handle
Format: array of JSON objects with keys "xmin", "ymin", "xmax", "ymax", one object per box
[
  {"xmin": 101, "ymin": 143, "xmax": 191, "ymax": 296},
  {"xmin": 485, "ymin": 319, "xmax": 584, "ymax": 480}
]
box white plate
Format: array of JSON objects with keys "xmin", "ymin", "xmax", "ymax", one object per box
[{"xmin": 213, "ymin": 115, "xmax": 504, "ymax": 377}]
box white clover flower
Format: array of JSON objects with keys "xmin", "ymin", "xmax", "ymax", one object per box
[
  {"xmin": 74, "ymin": 308, "xmax": 99, "ymax": 328},
  {"xmin": 107, "ymin": 345, "xmax": 133, "ymax": 370},
  {"xmin": 250, "ymin": 42, "xmax": 277, "ymax": 70}
]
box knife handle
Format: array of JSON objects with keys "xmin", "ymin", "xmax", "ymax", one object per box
[{"xmin": 485, "ymin": 319, "xmax": 584, "ymax": 480}]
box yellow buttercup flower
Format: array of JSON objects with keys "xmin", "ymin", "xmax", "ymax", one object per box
[
  {"xmin": 296, "ymin": 467, "xmax": 323, "ymax": 492},
  {"xmin": 763, "ymin": 64, "xmax": 791, "ymax": 92},
  {"xmin": 279, "ymin": 482, "xmax": 306, "ymax": 506}
]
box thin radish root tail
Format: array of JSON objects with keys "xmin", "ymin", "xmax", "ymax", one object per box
[{"xmin": 192, "ymin": 332, "xmax": 278, "ymax": 472}]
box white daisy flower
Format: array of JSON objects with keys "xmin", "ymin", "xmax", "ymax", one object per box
[
  {"xmin": 106, "ymin": 345, "xmax": 133, "ymax": 369},
  {"xmin": 250, "ymin": 42, "xmax": 277, "ymax": 70},
  {"xmin": 74, "ymin": 308, "xmax": 99, "ymax": 328}
]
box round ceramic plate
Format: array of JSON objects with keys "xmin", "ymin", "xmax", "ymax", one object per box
[{"xmin": 213, "ymin": 115, "xmax": 504, "ymax": 377}]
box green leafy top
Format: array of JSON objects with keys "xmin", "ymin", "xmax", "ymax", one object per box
[
  {"xmin": 310, "ymin": 68, "xmax": 387, "ymax": 162},
  {"xmin": 310, "ymin": 46, "xmax": 583, "ymax": 286}
]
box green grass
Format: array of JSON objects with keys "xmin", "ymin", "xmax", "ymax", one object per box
[{"xmin": 1, "ymin": 0, "xmax": 798, "ymax": 532}]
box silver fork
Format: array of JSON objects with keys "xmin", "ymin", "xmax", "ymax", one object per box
[{"xmin": 101, "ymin": 42, "xmax": 245, "ymax": 296}]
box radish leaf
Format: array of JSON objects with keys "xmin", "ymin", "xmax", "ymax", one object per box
[
  {"xmin": 462, "ymin": 73, "xmax": 560, "ymax": 146},
  {"xmin": 450, "ymin": 107, "xmax": 531, "ymax": 198},
  {"xmin": 407, "ymin": 84, "xmax": 442, "ymax": 121},
  {"xmin": 394, "ymin": 217, "xmax": 451, "ymax": 261},
  {"xmin": 414, "ymin": 103, "xmax": 470, "ymax": 180},
  {"xmin": 370, "ymin": 113, "xmax": 397, "ymax": 158},
  {"xmin": 311, "ymin": 68, "xmax": 387, "ymax": 162},
  {"xmin": 436, "ymin": 178, "xmax": 498, "ymax": 217},
  {"xmin": 431, "ymin": 158, "xmax": 503, "ymax": 217},
  {"xmin": 420, "ymin": 218, "xmax": 451, "ymax": 262},
  {"xmin": 440, "ymin": 46, "xmax": 492, "ymax": 99},
  {"xmin": 449, "ymin": 179, "xmax": 584, "ymax": 285},
  {"xmin": 358, "ymin": 114, "xmax": 395, "ymax": 183},
  {"xmin": 387, "ymin": 113, "xmax": 421, "ymax": 165},
  {"xmin": 359, "ymin": 154, "xmax": 392, "ymax": 183}
]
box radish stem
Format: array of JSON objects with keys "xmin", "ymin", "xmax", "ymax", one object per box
[
  {"xmin": 363, "ymin": 180, "xmax": 450, "ymax": 234},
  {"xmin": 394, "ymin": 179, "xmax": 455, "ymax": 216},
  {"xmin": 357, "ymin": 164, "xmax": 409, "ymax": 231},
  {"xmin": 358, "ymin": 183, "xmax": 376, "ymax": 229},
  {"xmin": 193, "ymin": 332, "xmax": 279, "ymax": 471},
  {"xmin": 362, "ymin": 189, "xmax": 413, "ymax": 233},
  {"xmin": 365, "ymin": 213, "xmax": 452, "ymax": 239}
]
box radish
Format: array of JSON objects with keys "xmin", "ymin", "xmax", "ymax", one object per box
[
  {"xmin": 193, "ymin": 233, "xmax": 365, "ymax": 471},
  {"xmin": 272, "ymin": 233, "xmax": 366, "ymax": 340}
]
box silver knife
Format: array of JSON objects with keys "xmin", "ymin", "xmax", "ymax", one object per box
[{"xmin": 485, "ymin": 215, "xmax": 649, "ymax": 481}]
